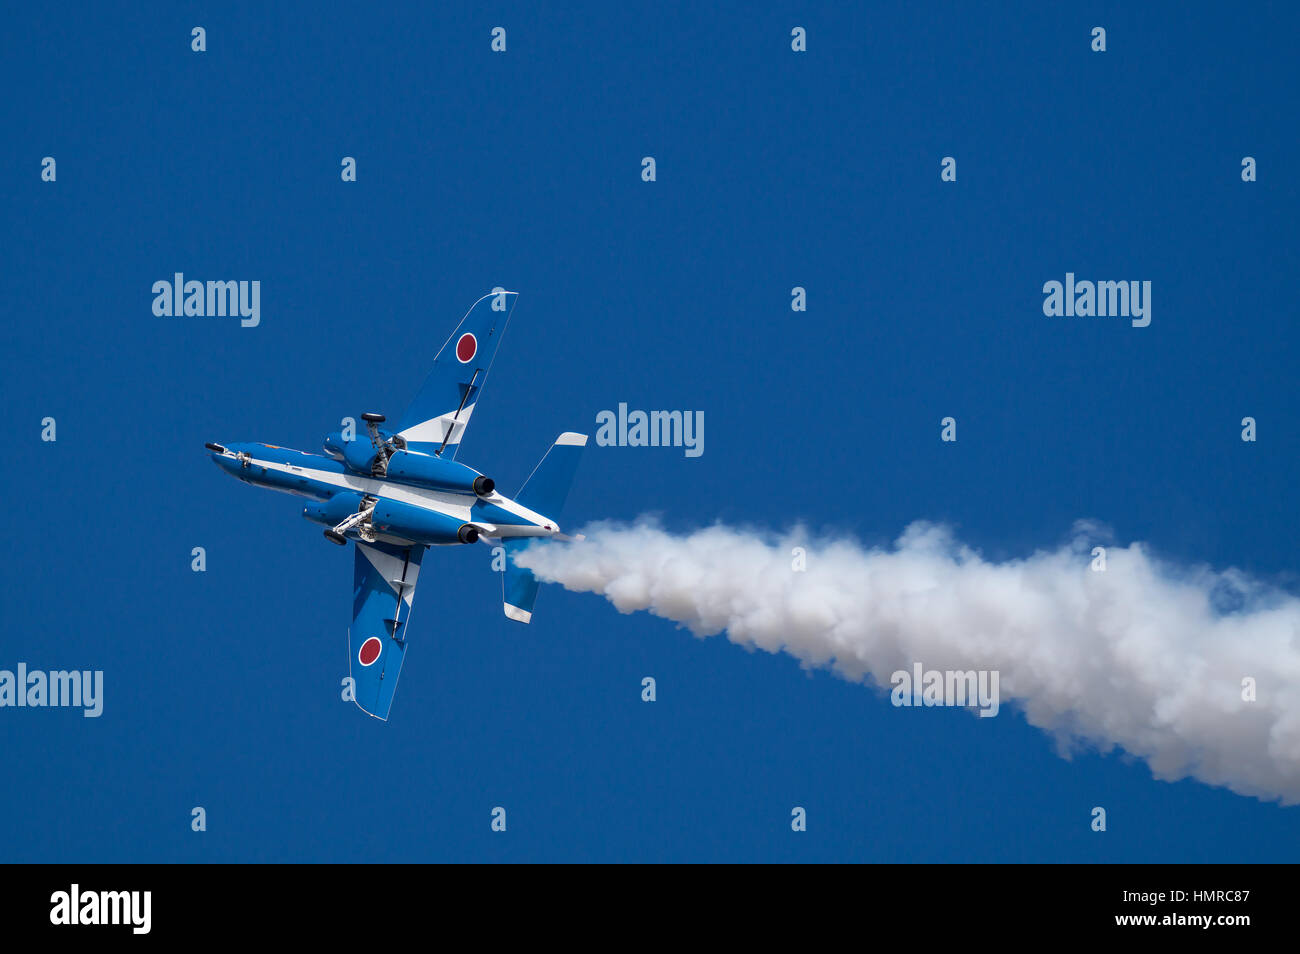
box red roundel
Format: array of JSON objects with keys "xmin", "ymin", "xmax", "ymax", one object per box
[
  {"xmin": 455, "ymin": 333, "xmax": 477, "ymax": 363},
  {"xmin": 358, "ymin": 637, "xmax": 383, "ymax": 667}
]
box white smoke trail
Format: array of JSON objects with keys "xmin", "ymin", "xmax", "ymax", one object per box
[{"xmin": 514, "ymin": 519, "xmax": 1300, "ymax": 804}]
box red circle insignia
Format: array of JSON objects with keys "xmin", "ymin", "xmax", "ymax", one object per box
[
  {"xmin": 358, "ymin": 637, "xmax": 383, "ymax": 667},
  {"xmin": 455, "ymin": 333, "xmax": 477, "ymax": 363}
]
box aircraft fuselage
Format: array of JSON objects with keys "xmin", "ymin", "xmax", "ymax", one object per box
[{"xmin": 208, "ymin": 442, "xmax": 561, "ymax": 547}]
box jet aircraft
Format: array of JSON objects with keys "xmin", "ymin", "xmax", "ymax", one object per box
[{"xmin": 208, "ymin": 291, "xmax": 585, "ymax": 720}]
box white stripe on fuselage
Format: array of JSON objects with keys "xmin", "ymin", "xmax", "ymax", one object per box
[{"xmin": 233, "ymin": 452, "xmax": 557, "ymax": 537}]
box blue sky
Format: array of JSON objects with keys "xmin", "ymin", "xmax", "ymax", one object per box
[{"xmin": 2, "ymin": 1, "xmax": 1297, "ymax": 861}]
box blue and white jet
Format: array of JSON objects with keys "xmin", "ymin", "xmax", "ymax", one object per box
[{"xmin": 207, "ymin": 290, "xmax": 586, "ymax": 720}]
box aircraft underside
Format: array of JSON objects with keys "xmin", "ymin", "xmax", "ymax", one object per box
[{"xmin": 208, "ymin": 291, "xmax": 588, "ymax": 720}]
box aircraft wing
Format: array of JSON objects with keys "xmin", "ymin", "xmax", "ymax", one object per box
[
  {"xmin": 394, "ymin": 290, "xmax": 519, "ymax": 459},
  {"xmin": 349, "ymin": 540, "xmax": 426, "ymax": 721}
]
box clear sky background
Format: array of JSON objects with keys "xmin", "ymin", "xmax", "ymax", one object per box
[{"xmin": 2, "ymin": 2, "xmax": 1297, "ymax": 861}]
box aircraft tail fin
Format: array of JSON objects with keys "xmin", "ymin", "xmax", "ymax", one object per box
[
  {"xmin": 502, "ymin": 433, "xmax": 587, "ymax": 624},
  {"xmin": 515, "ymin": 432, "xmax": 587, "ymax": 519},
  {"xmin": 502, "ymin": 539, "xmax": 540, "ymax": 624}
]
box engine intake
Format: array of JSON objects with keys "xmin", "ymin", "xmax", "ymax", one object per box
[{"xmin": 302, "ymin": 492, "xmax": 365, "ymax": 528}]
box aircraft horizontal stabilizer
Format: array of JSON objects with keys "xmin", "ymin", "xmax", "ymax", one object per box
[
  {"xmin": 503, "ymin": 538, "xmax": 540, "ymax": 624},
  {"xmin": 501, "ymin": 433, "xmax": 588, "ymax": 624},
  {"xmin": 515, "ymin": 433, "xmax": 587, "ymax": 519}
]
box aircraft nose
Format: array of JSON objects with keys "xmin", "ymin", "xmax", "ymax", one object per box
[{"xmin": 206, "ymin": 442, "xmax": 237, "ymax": 473}]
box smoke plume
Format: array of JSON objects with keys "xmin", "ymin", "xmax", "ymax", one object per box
[{"xmin": 514, "ymin": 519, "xmax": 1300, "ymax": 804}]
